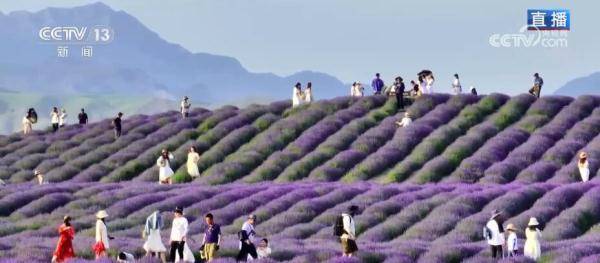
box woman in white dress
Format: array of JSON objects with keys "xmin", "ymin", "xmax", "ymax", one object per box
[
  {"xmin": 157, "ymin": 149, "xmax": 175, "ymax": 184},
  {"xmin": 59, "ymin": 108, "xmax": 67, "ymax": 127},
  {"xmin": 22, "ymin": 115, "xmax": 33, "ymax": 135},
  {"xmin": 94, "ymin": 210, "xmax": 112, "ymax": 259},
  {"xmin": 578, "ymin": 152, "xmax": 590, "ymax": 182},
  {"xmin": 452, "ymin": 74, "xmax": 462, "ymax": 94},
  {"xmin": 396, "ymin": 112, "xmax": 412, "ymax": 128},
  {"xmin": 292, "ymin": 82, "xmax": 303, "ymax": 107},
  {"xmin": 143, "ymin": 211, "xmax": 167, "ymax": 261},
  {"xmin": 187, "ymin": 146, "xmax": 201, "ymax": 178},
  {"xmin": 524, "ymin": 217, "xmax": 542, "ymax": 260},
  {"xmin": 304, "ymin": 82, "xmax": 313, "ymax": 103}
]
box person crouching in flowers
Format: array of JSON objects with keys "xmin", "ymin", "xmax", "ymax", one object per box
[
  {"xmin": 143, "ymin": 211, "xmax": 167, "ymax": 262},
  {"xmin": 524, "ymin": 217, "xmax": 542, "ymax": 260},
  {"xmin": 52, "ymin": 215, "xmax": 75, "ymax": 263},
  {"xmin": 187, "ymin": 146, "xmax": 201, "ymax": 178},
  {"xmin": 578, "ymin": 151, "xmax": 590, "ymax": 182},
  {"xmin": 94, "ymin": 210, "xmax": 114, "ymax": 259},
  {"xmin": 257, "ymin": 238, "xmax": 271, "ymax": 259},
  {"xmin": 157, "ymin": 149, "xmax": 175, "ymax": 184},
  {"xmin": 505, "ymin": 223, "xmax": 518, "ymax": 258},
  {"xmin": 396, "ymin": 112, "xmax": 412, "ymax": 128}
]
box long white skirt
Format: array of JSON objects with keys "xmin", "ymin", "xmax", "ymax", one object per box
[
  {"xmin": 143, "ymin": 229, "xmax": 166, "ymax": 253},
  {"xmin": 580, "ymin": 167, "xmax": 590, "ymax": 182},
  {"xmin": 187, "ymin": 162, "xmax": 200, "ymax": 177},
  {"xmin": 175, "ymin": 242, "xmax": 195, "ymax": 262},
  {"xmin": 159, "ymin": 166, "xmax": 174, "ymax": 181}
]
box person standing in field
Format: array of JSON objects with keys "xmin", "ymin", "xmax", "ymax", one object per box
[
  {"xmin": 143, "ymin": 211, "xmax": 167, "ymax": 262},
  {"xmin": 22, "ymin": 111, "xmax": 33, "ymax": 135},
  {"xmin": 59, "ymin": 108, "xmax": 67, "ymax": 128},
  {"xmin": 392, "ymin": 77, "xmax": 405, "ymax": 108},
  {"xmin": 52, "ymin": 215, "xmax": 75, "ymax": 263},
  {"xmin": 78, "ymin": 108, "xmax": 88, "ymax": 125},
  {"xmin": 529, "ymin": 73, "xmax": 543, "ymax": 98},
  {"xmin": 304, "ymin": 82, "xmax": 313, "ymax": 103},
  {"xmin": 524, "ymin": 217, "xmax": 542, "ymax": 260},
  {"xmin": 351, "ymin": 82, "xmax": 364, "ymax": 97},
  {"xmin": 339, "ymin": 205, "xmax": 359, "ymax": 257},
  {"xmin": 112, "ymin": 112, "xmax": 123, "ymax": 138},
  {"xmin": 158, "ymin": 149, "xmax": 175, "ymax": 184},
  {"xmin": 578, "ymin": 151, "xmax": 590, "ymax": 182},
  {"xmin": 94, "ymin": 210, "xmax": 113, "ymax": 259},
  {"xmin": 169, "ymin": 207, "xmax": 189, "ymax": 263},
  {"xmin": 292, "ymin": 82, "xmax": 303, "ymax": 107},
  {"xmin": 452, "ymin": 74, "xmax": 462, "ymax": 94},
  {"xmin": 201, "ymin": 213, "xmax": 221, "ymax": 262},
  {"xmin": 187, "ymin": 146, "xmax": 201, "ymax": 178},
  {"xmin": 484, "ymin": 210, "xmax": 504, "ymax": 259},
  {"xmin": 371, "ymin": 73, "xmax": 384, "ymax": 95},
  {"xmin": 35, "ymin": 169, "xmax": 45, "ymax": 185},
  {"xmin": 50, "ymin": 107, "xmax": 60, "ymax": 132},
  {"xmin": 237, "ymin": 214, "xmax": 258, "ymax": 261},
  {"xmin": 505, "ymin": 223, "xmax": 518, "ymax": 258},
  {"xmin": 180, "ymin": 96, "xmax": 191, "ymax": 118}
]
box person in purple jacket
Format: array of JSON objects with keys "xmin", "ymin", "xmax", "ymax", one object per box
[{"xmin": 371, "ymin": 73, "xmax": 385, "ymax": 95}]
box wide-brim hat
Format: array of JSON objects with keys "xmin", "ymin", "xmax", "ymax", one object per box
[
  {"xmin": 490, "ymin": 209, "xmax": 502, "ymax": 219},
  {"xmin": 506, "ymin": 223, "xmax": 517, "ymax": 231},
  {"xmin": 34, "ymin": 170, "xmax": 41, "ymax": 175},
  {"xmin": 96, "ymin": 210, "xmax": 108, "ymax": 219},
  {"xmin": 528, "ymin": 217, "xmax": 540, "ymax": 226},
  {"xmin": 184, "ymin": 96, "xmax": 189, "ymax": 100},
  {"xmin": 580, "ymin": 152, "xmax": 588, "ymax": 159}
]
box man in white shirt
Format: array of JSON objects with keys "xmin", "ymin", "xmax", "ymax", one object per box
[
  {"xmin": 341, "ymin": 205, "xmax": 359, "ymax": 257},
  {"xmin": 396, "ymin": 112, "xmax": 412, "ymax": 128},
  {"xmin": 452, "ymin": 74, "xmax": 462, "ymax": 95},
  {"xmin": 169, "ymin": 207, "xmax": 188, "ymax": 262},
  {"xmin": 237, "ymin": 214, "xmax": 258, "ymax": 261},
  {"xmin": 485, "ymin": 210, "xmax": 505, "ymax": 258},
  {"xmin": 180, "ymin": 96, "xmax": 191, "ymax": 118}
]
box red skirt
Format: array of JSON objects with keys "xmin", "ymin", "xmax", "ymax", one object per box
[{"xmin": 92, "ymin": 241, "xmax": 106, "ymax": 256}]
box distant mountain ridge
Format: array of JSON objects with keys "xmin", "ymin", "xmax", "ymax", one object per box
[
  {"xmin": 0, "ymin": 2, "xmax": 346, "ymax": 133},
  {"xmin": 554, "ymin": 72, "xmax": 600, "ymax": 96}
]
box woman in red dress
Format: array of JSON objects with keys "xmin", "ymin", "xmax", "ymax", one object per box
[{"xmin": 52, "ymin": 215, "xmax": 75, "ymax": 263}]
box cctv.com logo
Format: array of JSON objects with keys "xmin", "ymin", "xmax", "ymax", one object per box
[{"xmin": 489, "ymin": 25, "xmax": 568, "ymax": 48}]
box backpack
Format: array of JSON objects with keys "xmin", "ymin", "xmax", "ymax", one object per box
[
  {"xmin": 483, "ymin": 225, "xmax": 492, "ymax": 240},
  {"xmin": 333, "ymin": 215, "xmax": 345, "ymax": 236}
]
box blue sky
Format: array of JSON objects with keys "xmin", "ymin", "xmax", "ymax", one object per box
[{"xmin": 1, "ymin": 0, "xmax": 598, "ymax": 94}]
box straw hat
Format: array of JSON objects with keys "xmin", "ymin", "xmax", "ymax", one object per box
[
  {"xmin": 528, "ymin": 217, "xmax": 540, "ymax": 226},
  {"xmin": 34, "ymin": 170, "xmax": 41, "ymax": 175},
  {"xmin": 506, "ymin": 223, "xmax": 517, "ymax": 231},
  {"xmin": 580, "ymin": 152, "xmax": 588, "ymax": 159},
  {"xmin": 96, "ymin": 210, "xmax": 108, "ymax": 219}
]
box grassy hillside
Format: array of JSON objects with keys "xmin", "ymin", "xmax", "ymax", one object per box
[{"xmin": 1, "ymin": 93, "xmax": 600, "ymax": 262}]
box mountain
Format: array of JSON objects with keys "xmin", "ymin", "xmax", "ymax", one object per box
[
  {"xmin": 554, "ymin": 72, "xmax": 600, "ymax": 96},
  {"xmin": 0, "ymin": 2, "xmax": 346, "ymax": 133}
]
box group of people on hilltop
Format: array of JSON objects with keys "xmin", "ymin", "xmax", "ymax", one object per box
[
  {"xmin": 51, "ymin": 207, "xmax": 271, "ymax": 263},
  {"xmin": 292, "ymin": 82, "xmax": 313, "ymax": 107},
  {"xmin": 21, "ymin": 107, "xmax": 88, "ymax": 135},
  {"xmin": 485, "ymin": 210, "xmax": 543, "ymax": 260}
]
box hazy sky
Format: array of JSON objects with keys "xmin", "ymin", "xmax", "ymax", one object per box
[{"xmin": 1, "ymin": 0, "xmax": 598, "ymax": 94}]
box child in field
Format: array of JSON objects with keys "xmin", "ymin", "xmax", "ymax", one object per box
[
  {"xmin": 524, "ymin": 217, "xmax": 542, "ymax": 260},
  {"xmin": 505, "ymin": 223, "xmax": 518, "ymax": 257},
  {"xmin": 256, "ymin": 238, "xmax": 272, "ymax": 259}
]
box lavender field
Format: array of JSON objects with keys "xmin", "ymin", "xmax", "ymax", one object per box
[{"xmin": 0, "ymin": 94, "xmax": 599, "ymax": 262}]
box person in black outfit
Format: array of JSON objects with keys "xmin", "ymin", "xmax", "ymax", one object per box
[
  {"xmin": 113, "ymin": 112, "xmax": 123, "ymax": 138},
  {"xmin": 394, "ymin": 77, "xmax": 405, "ymax": 109},
  {"xmin": 78, "ymin": 108, "xmax": 88, "ymax": 125}
]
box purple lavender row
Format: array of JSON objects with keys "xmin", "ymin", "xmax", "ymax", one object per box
[
  {"xmin": 348, "ymin": 94, "xmax": 476, "ymax": 183},
  {"xmin": 274, "ymin": 97, "xmax": 408, "ymax": 182},
  {"xmin": 199, "ymin": 97, "xmax": 354, "ymax": 185},
  {"xmin": 543, "ymin": 185, "xmax": 600, "ymax": 241},
  {"xmin": 512, "ymin": 108, "xmax": 600, "ymax": 183},
  {"xmin": 481, "ymin": 95, "xmax": 600, "ymax": 183},
  {"xmin": 410, "ymin": 94, "xmax": 536, "ymax": 183},
  {"xmin": 380, "ymin": 94, "xmax": 503, "ymax": 183},
  {"xmin": 448, "ymin": 96, "xmax": 573, "ymax": 183},
  {"xmin": 243, "ymin": 96, "xmax": 386, "ymax": 183}
]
